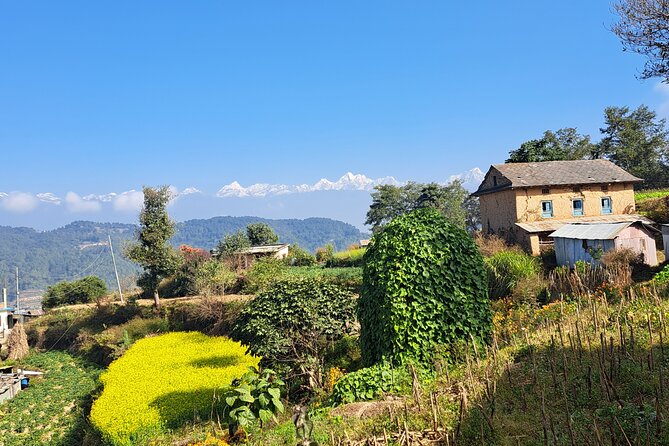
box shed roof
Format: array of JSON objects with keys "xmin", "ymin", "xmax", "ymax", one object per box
[
  {"xmin": 236, "ymin": 244, "xmax": 289, "ymax": 255},
  {"xmin": 549, "ymin": 221, "xmax": 658, "ymax": 240},
  {"xmin": 474, "ymin": 159, "xmax": 642, "ymax": 196},
  {"xmin": 515, "ymin": 213, "xmax": 654, "ymax": 233}
]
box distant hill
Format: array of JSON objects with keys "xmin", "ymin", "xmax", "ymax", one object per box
[{"xmin": 0, "ymin": 217, "xmax": 364, "ymax": 295}]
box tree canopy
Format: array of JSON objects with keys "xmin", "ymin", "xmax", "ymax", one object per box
[
  {"xmin": 246, "ymin": 222, "xmax": 279, "ymax": 246},
  {"xmin": 125, "ymin": 186, "xmax": 180, "ymax": 307},
  {"xmin": 506, "ymin": 128, "xmax": 595, "ymax": 163},
  {"xmin": 365, "ymin": 181, "xmax": 477, "ymax": 232},
  {"xmin": 612, "ymin": 0, "xmax": 669, "ymax": 81}
]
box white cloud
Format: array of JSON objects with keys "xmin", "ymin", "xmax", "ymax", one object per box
[
  {"xmin": 113, "ymin": 190, "xmax": 144, "ymax": 212},
  {"xmin": 1, "ymin": 192, "xmax": 38, "ymax": 213},
  {"xmin": 36, "ymin": 192, "xmax": 62, "ymax": 205},
  {"xmin": 65, "ymin": 192, "xmax": 101, "ymax": 213}
]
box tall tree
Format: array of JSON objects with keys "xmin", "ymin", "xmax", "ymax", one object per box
[
  {"xmin": 366, "ymin": 181, "xmax": 475, "ymax": 232},
  {"xmin": 598, "ymin": 105, "xmax": 669, "ymax": 188},
  {"xmin": 612, "ymin": 0, "xmax": 669, "ymax": 81},
  {"xmin": 507, "ymin": 128, "xmax": 594, "ymax": 163},
  {"xmin": 246, "ymin": 222, "xmax": 279, "ymax": 246},
  {"xmin": 125, "ymin": 186, "xmax": 179, "ymax": 307},
  {"xmin": 214, "ymin": 230, "xmax": 251, "ymax": 259}
]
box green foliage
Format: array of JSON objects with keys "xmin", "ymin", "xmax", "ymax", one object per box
[
  {"xmin": 219, "ymin": 367, "xmax": 285, "ymax": 436},
  {"xmin": 215, "ymin": 230, "xmax": 251, "ymax": 259},
  {"xmin": 366, "ymin": 181, "xmax": 473, "ymax": 232},
  {"xmin": 652, "ymin": 264, "xmax": 669, "ymax": 284},
  {"xmin": 598, "ymin": 105, "xmax": 669, "ymax": 188},
  {"xmin": 246, "ymin": 222, "xmax": 279, "ymax": 246},
  {"xmin": 284, "ymin": 244, "xmax": 316, "ymax": 266},
  {"xmin": 484, "ymin": 250, "xmax": 543, "ymax": 300},
  {"xmin": 507, "ymin": 128, "xmax": 595, "ymax": 163},
  {"xmin": 0, "ymin": 351, "xmax": 101, "ymax": 446},
  {"xmin": 283, "ymin": 266, "xmax": 363, "ymax": 293},
  {"xmin": 242, "ymin": 257, "xmax": 287, "ymax": 294},
  {"xmin": 327, "ymin": 248, "xmax": 366, "ymax": 267},
  {"xmin": 162, "ymin": 245, "xmax": 212, "ymax": 298},
  {"xmin": 125, "ymin": 186, "xmax": 180, "ymax": 306},
  {"xmin": 232, "ymin": 278, "xmax": 356, "ymax": 394},
  {"xmin": 43, "ymin": 275, "xmax": 108, "ymax": 308},
  {"xmin": 330, "ymin": 362, "xmax": 407, "ymax": 405},
  {"xmin": 359, "ymin": 208, "xmax": 492, "ymax": 366},
  {"xmin": 195, "ymin": 259, "xmax": 237, "ymax": 296}
]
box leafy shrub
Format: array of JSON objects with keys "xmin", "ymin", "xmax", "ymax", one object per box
[
  {"xmin": 359, "ymin": 208, "xmax": 491, "ymax": 366},
  {"xmin": 284, "ymin": 244, "xmax": 316, "ymax": 266},
  {"xmin": 246, "ymin": 222, "xmax": 279, "ymax": 246},
  {"xmin": 330, "ymin": 362, "xmax": 408, "ymax": 405},
  {"xmin": 242, "ymin": 257, "xmax": 287, "ymax": 294},
  {"xmin": 327, "ymin": 248, "xmax": 366, "ymax": 267},
  {"xmin": 43, "ymin": 276, "xmax": 108, "ymax": 308},
  {"xmin": 485, "ymin": 250, "xmax": 543, "ymax": 300},
  {"xmin": 283, "ymin": 266, "xmax": 363, "ymax": 293},
  {"xmin": 315, "ymin": 244, "xmax": 334, "ymax": 263},
  {"xmin": 231, "ymin": 278, "xmax": 356, "ymax": 395},
  {"xmin": 195, "ymin": 259, "xmax": 238, "ymax": 296},
  {"xmin": 90, "ymin": 332, "xmax": 259, "ymax": 445},
  {"xmin": 653, "ymin": 264, "xmax": 669, "ymax": 284},
  {"xmin": 219, "ymin": 367, "xmax": 285, "ymax": 437}
]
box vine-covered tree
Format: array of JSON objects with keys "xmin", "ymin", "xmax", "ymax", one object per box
[
  {"xmin": 246, "ymin": 222, "xmax": 279, "ymax": 246},
  {"xmin": 125, "ymin": 186, "xmax": 180, "ymax": 307},
  {"xmin": 612, "ymin": 0, "xmax": 669, "ymax": 81}
]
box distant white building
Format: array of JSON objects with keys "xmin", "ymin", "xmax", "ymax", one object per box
[{"xmin": 235, "ymin": 244, "xmax": 290, "ymax": 269}]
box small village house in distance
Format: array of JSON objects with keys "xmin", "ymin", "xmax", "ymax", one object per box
[{"xmin": 474, "ymin": 159, "xmax": 657, "ymax": 261}]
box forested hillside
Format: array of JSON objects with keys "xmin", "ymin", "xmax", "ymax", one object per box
[{"xmin": 0, "ymin": 217, "xmax": 364, "ymax": 293}]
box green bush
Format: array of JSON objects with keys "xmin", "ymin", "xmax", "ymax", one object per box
[
  {"xmin": 653, "ymin": 264, "xmax": 669, "ymax": 284},
  {"xmin": 195, "ymin": 259, "xmax": 237, "ymax": 296},
  {"xmin": 284, "ymin": 244, "xmax": 316, "ymax": 266},
  {"xmin": 327, "ymin": 248, "xmax": 366, "ymax": 267},
  {"xmin": 485, "ymin": 250, "xmax": 543, "ymax": 300},
  {"xmin": 243, "ymin": 257, "xmax": 287, "ymax": 294},
  {"xmin": 283, "ymin": 266, "xmax": 362, "ymax": 293},
  {"xmin": 330, "ymin": 362, "xmax": 408, "ymax": 405},
  {"xmin": 359, "ymin": 208, "xmax": 491, "ymax": 366},
  {"xmin": 231, "ymin": 278, "xmax": 356, "ymax": 395},
  {"xmin": 43, "ymin": 276, "xmax": 108, "ymax": 308}
]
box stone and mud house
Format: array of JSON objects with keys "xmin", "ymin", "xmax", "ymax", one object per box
[{"xmin": 473, "ymin": 159, "xmax": 653, "ymax": 256}]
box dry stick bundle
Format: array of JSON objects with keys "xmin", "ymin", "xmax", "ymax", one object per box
[{"xmin": 7, "ymin": 323, "xmax": 29, "ymax": 361}]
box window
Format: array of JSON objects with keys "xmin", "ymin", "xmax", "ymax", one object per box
[
  {"xmin": 542, "ymin": 188, "xmax": 550, "ymax": 195},
  {"xmin": 601, "ymin": 185, "xmax": 609, "ymax": 192},
  {"xmin": 492, "ymin": 176, "xmax": 497, "ymax": 186},
  {"xmin": 601, "ymin": 197, "xmax": 612, "ymax": 214},
  {"xmin": 541, "ymin": 200, "xmax": 553, "ymax": 218},
  {"xmin": 572, "ymin": 186, "xmax": 581, "ymax": 193},
  {"xmin": 572, "ymin": 198, "xmax": 584, "ymax": 216}
]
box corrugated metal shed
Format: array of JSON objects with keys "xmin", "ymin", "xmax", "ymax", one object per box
[{"xmin": 549, "ymin": 222, "xmax": 633, "ymax": 240}]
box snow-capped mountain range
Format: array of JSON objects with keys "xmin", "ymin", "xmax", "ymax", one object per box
[
  {"xmin": 216, "ymin": 172, "xmax": 403, "ymax": 198},
  {"xmin": 216, "ymin": 169, "xmax": 484, "ymax": 198}
]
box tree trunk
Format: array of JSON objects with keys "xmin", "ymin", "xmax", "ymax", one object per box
[{"xmin": 153, "ymin": 289, "xmax": 161, "ymax": 308}]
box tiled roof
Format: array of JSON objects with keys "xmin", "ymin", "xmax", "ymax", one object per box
[{"xmin": 474, "ymin": 159, "xmax": 642, "ymax": 196}]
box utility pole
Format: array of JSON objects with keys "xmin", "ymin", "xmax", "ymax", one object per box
[
  {"xmin": 108, "ymin": 235, "xmax": 124, "ymax": 303},
  {"xmin": 15, "ymin": 267, "xmax": 19, "ymax": 312}
]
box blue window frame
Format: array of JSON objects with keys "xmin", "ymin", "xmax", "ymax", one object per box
[
  {"xmin": 541, "ymin": 200, "xmax": 553, "ymax": 218},
  {"xmin": 601, "ymin": 197, "xmax": 612, "ymax": 214},
  {"xmin": 572, "ymin": 198, "xmax": 584, "ymax": 216}
]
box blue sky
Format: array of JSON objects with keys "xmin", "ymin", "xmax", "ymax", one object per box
[{"xmin": 0, "ymin": 1, "xmax": 666, "ymax": 227}]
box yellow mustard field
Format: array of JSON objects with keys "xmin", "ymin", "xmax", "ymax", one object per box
[{"xmin": 90, "ymin": 332, "xmax": 259, "ymax": 445}]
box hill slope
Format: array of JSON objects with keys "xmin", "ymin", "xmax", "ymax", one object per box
[{"xmin": 0, "ymin": 217, "xmax": 364, "ymax": 294}]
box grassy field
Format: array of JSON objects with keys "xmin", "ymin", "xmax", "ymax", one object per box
[
  {"xmin": 0, "ymin": 351, "xmax": 101, "ymax": 446},
  {"xmin": 635, "ymin": 189, "xmax": 669, "ymax": 201},
  {"xmin": 244, "ymin": 287, "xmax": 669, "ymax": 445}
]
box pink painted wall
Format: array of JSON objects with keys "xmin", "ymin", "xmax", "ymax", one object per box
[{"xmin": 614, "ymin": 225, "xmax": 658, "ymax": 266}]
